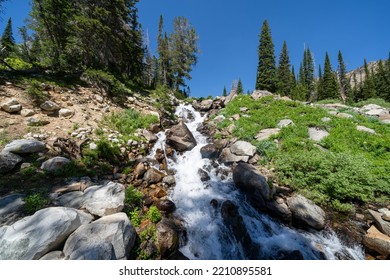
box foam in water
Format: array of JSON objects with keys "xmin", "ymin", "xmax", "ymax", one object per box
[{"xmin": 151, "ymin": 104, "xmax": 364, "ymax": 260}]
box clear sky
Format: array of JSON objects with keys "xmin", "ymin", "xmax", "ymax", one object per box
[{"xmin": 1, "ymin": 0, "xmax": 389, "ymax": 98}]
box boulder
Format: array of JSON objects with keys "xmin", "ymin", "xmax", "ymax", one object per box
[
  {"xmin": 156, "ymin": 218, "xmax": 181, "ymax": 258},
  {"xmin": 233, "ymin": 163, "xmax": 274, "ymax": 209},
  {"xmin": 166, "ymin": 121, "xmax": 197, "ymax": 152},
  {"xmin": 336, "ymin": 112, "xmax": 353, "ymax": 119},
  {"xmin": 20, "ymin": 109, "xmax": 35, "ymax": 117},
  {"xmin": 133, "ymin": 162, "xmax": 146, "ymax": 179},
  {"xmin": 26, "ymin": 117, "xmax": 50, "ymax": 127},
  {"xmin": 39, "ymin": 251, "xmax": 65, "ymax": 260},
  {"xmin": 199, "ymin": 99, "xmax": 213, "ymax": 111},
  {"xmin": 286, "ymin": 195, "xmax": 326, "ymax": 230},
  {"xmin": 142, "ymin": 129, "xmax": 158, "ymax": 143},
  {"xmin": 41, "ymin": 157, "xmax": 71, "ymax": 172},
  {"xmin": 219, "ymin": 148, "xmax": 249, "ymax": 163},
  {"xmin": 230, "ymin": 140, "xmax": 257, "ymax": 157},
  {"xmin": 357, "ymin": 125, "xmax": 376, "ymax": 134},
  {"xmin": 40, "ymin": 100, "xmax": 61, "ymax": 111},
  {"xmin": 0, "ymin": 194, "xmax": 25, "ymax": 226},
  {"xmin": 162, "ymin": 175, "xmax": 176, "ymax": 186},
  {"xmin": 213, "ymin": 115, "xmax": 225, "ymax": 123},
  {"xmin": 368, "ymin": 209, "xmax": 390, "ymax": 236},
  {"xmin": 3, "ymin": 139, "xmax": 46, "ymax": 154},
  {"xmin": 255, "ymin": 128, "xmax": 281, "ymax": 141},
  {"xmin": 308, "ymin": 127, "xmax": 329, "ymax": 142},
  {"xmin": 251, "ymin": 90, "xmax": 273, "ymax": 100},
  {"xmin": 155, "ymin": 200, "xmax": 176, "ymax": 213},
  {"xmin": 321, "ymin": 117, "xmax": 332, "ymax": 123},
  {"xmin": 63, "ymin": 213, "xmax": 136, "ymax": 260},
  {"xmin": 54, "ymin": 191, "xmax": 85, "ymax": 209},
  {"xmin": 361, "ymin": 104, "xmax": 383, "ymax": 111},
  {"xmin": 225, "ymin": 89, "xmax": 238, "ymax": 104},
  {"xmin": 0, "ymin": 151, "xmax": 23, "ymax": 174},
  {"xmin": 144, "ymin": 168, "xmax": 164, "ymax": 184},
  {"xmin": 59, "ymin": 108, "xmax": 74, "ymax": 118},
  {"xmin": 365, "ymin": 109, "xmax": 388, "ymax": 117},
  {"xmin": 198, "ymin": 168, "xmax": 210, "ymax": 182},
  {"xmin": 82, "ymin": 181, "xmax": 125, "ymax": 217},
  {"xmin": 1, "ymin": 99, "xmax": 22, "ymax": 113},
  {"xmin": 266, "ymin": 198, "xmax": 292, "ymax": 222},
  {"xmin": 363, "ymin": 226, "xmax": 390, "ymax": 257},
  {"xmin": 0, "ymin": 207, "xmax": 93, "ymax": 260},
  {"xmin": 277, "ymin": 119, "xmax": 294, "ymax": 128},
  {"xmin": 200, "ymin": 144, "xmax": 220, "ymax": 159}
]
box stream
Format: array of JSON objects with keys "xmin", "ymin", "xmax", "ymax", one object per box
[{"xmin": 150, "ymin": 104, "xmax": 364, "ymax": 260}]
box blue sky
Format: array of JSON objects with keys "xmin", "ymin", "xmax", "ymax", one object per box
[{"xmin": 1, "ymin": 0, "xmax": 389, "ymax": 97}]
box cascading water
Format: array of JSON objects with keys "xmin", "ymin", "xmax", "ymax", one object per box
[{"xmin": 151, "ymin": 104, "xmax": 364, "ymax": 260}]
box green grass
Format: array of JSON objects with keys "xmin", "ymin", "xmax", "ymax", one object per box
[
  {"xmin": 354, "ymin": 98, "xmax": 390, "ymax": 108},
  {"xmin": 24, "ymin": 193, "xmax": 49, "ymax": 215},
  {"xmin": 218, "ymin": 95, "xmax": 390, "ymax": 212}
]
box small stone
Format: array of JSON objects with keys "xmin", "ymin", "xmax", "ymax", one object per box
[
  {"xmin": 20, "ymin": 109, "xmax": 35, "ymax": 117},
  {"xmin": 89, "ymin": 143, "xmax": 97, "ymax": 150},
  {"xmin": 308, "ymin": 127, "xmax": 329, "ymax": 142},
  {"xmin": 40, "ymin": 101, "xmax": 61, "ymax": 112},
  {"xmin": 1, "ymin": 99, "xmax": 22, "ymax": 113},
  {"xmin": 59, "ymin": 108, "xmax": 74, "ymax": 118},
  {"xmin": 41, "ymin": 157, "xmax": 71, "ymax": 172},
  {"xmin": 337, "ymin": 112, "xmax": 354, "ymax": 119},
  {"xmin": 277, "ymin": 119, "xmax": 294, "ymax": 128},
  {"xmin": 357, "ymin": 125, "xmax": 376, "ymax": 134},
  {"xmin": 321, "ymin": 117, "xmax": 331, "ymax": 122},
  {"xmin": 27, "ymin": 118, "xmax": 50, "ymax": 127}
]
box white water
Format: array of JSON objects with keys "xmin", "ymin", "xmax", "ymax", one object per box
[{"xmin": 152, "ymin": 104, "xmax": 364, "ymax": 260}]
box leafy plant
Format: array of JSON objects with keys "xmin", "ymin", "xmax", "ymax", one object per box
[
  {"xmin": 24, "ymin": 193, "xmax": 48, "ymax": 215},
  {"xmin": 145, "ymin": 206, "xmax": 162, "ymax": 223},
  {"xmin": 26, "ymin": 80, "xmax": 48, "ymax": 103},
  {"xmin": 129, "ymin": 207, "xmax": 141, "ymax": 227},
  {"xmin": 81, "ymin": 69, "xmax": 130, "ymax": 97},
  {"xmin": 125, "ymin": 185, "xmax": 143, "ymax": 207}
]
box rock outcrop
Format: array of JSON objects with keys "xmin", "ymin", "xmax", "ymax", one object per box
[
  {"xmin": 166, "ymin": 121, "xmax": 197, "ymax": 152},
  {"xmin": 286, "ymin": 195, "xmax": 326, "ymax": 230},
  {"xmin": 3, "ymin": 139, "xmax": 46, "ymax": 154}
]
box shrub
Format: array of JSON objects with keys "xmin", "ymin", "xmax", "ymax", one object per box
[
  {"xmin": 26, "ymin": 80, "xmax": 48, "ymax": 103},
  {"xmin": 125, "ymin": 186, "xmax": 143, "ymax": 207},
  {"xmin": 81, "ymin": 69, "xmax": 129, "ymax": 97},
  {"xmin": 129, "ymin": 207, "xmax": 141, "ymax": 227},
  {"xmin": 145, "ymin": 206, "xmax": 161, "ymax": 223},
  {"xmin": 24, "ymin": 193, "xmax": 48, "ymax": 215}
]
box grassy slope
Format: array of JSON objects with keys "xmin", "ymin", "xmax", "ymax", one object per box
[{"xmin": 215, "ymin": 95, "xmax": 390, "ymax": 212}]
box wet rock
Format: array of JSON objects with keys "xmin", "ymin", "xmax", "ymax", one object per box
[
  {"xmin": 0, "ymin": 194, "xmax": 25, "ymax": 226},
  {"xmin": 0, "ymin": 151, "xmax": 23, "ymax": 174},
  {"xmin": 41, "ymin": 157, "xmax": 71, "ymax": 172},
  {"xmin": 162, "ymin": 175, "xmax": 176, "ymax": 186},
  {"xmin": 1, "ymin": 98, "xmax": 22, "ymax": 113},
  {"xmin": 133, "ymin": 162, "xmax": 146, "ymax": 179},
  {"xmin": 233, "ymin": 163, "xmax": 274, "ymax": 210},
  {"xmin": 276, "ymin": 250, "xmax": 304, "ymax": 260},
  {"xmin": 210, "ymin": 199, "xmax": 219, "ymax": 209},
  {"xmin": 255, "ymin": 128, "xmax": 281, "ymax": 141},
  {"xmin": 166, "ymin": 121, "xmax": 197, "ymax": 152},
  {"xmin": 363, "ymin": 226, "xmax": 390, "ymax": 257},
  {"xmin": 155, "ymin": 148, "xmax": 165, "ymax": 163},
  {"xmin": 198, "ymin": 168, "xmax": 211, "ymax": 182},
  {"xmin": 142, "ymin": 129, "xmax": 158, "ymax": 143},
  {"xmin": 0, "ymin": 207, "xmax": 93, "ymax": 260},
  {"xmin": 199, "ymin": 99, "xmax": 213, "ymax": 111},
  {"xmin": 40, "ymin": 100, "xmax": 60, "ymax": 112},
  {"xmin": 308, "ymin": 127, "xmax": 329, "ymax": 142},
  {"xmin": 221, "ymin": 200, "xmax": 259, "ymax": 259},
  {"xmin": 63, "ymin": 213, "xmax": 136, "ymax": 260},
  {"xmin": 144, "ymin": 168, "xmax": 164, "ymax": 184},
  {"xmin": 286, "ymin": 195, "xmax": 326, "ymax": 230},
  {"xmin": 82, "ymin": 181, "xmax": 125, "ymax": 217},
  {"xmin": 153, "ymin": 187, "xmax": 167, "ymax": 199},
  {"xmin": 155, "ymin": 199, "xmax": 176, "ymax": 213},
  {"xmin": 156, "ymin": 218, "xmax": 183, "ymax": 258},
  {"xmin": 266, "ymin": 199, "xmax": 292, "ymax": 222},
  {"xmin": 200, "ymin": 144, "xmax": 220, "ymax": 159},
  {"xmin": 230, "ymin": 140, "xmax": 257, "ymax": 157},
  {"xmin": 3, "ymin": 139, "xmax": 46, "ymax": 154}
]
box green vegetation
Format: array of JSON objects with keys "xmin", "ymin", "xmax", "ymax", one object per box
[
  {"xmin": 25, "ymin": 80, "xmax": 48, "ymax": 103},
  {"xmin": 81, "ymin": 69, "xmax": 130, "ymax": 97},
  {"xmin": 219, "ymin": 95, "xmax": 390, "ymax": 212},
  {"xmin": 24, "ymin": 193, "xmax": 48, "ymax": 215},
  {"xmin": 145, "ymin": 206, "xmax": 162, "ymax": 223},
  {"xmin": 125, "ymin": 186, "xmax": 143, "ymax": 207}
]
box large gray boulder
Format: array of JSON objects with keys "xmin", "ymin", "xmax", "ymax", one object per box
[
  {"xmin": 0, "ymin": 151, "xmax": 23, "ymax": 174},
  {"xmin": 82, "ymin": 181, "xmax": 125, "ymax": 217},
  {"xmin": 233, "ymin": 163, "xmax": 274, "ymax": 209},
  {"xmin": 308, "ymin": 127, "xmax": 329, "ymax": 142},
  {"xmin": 156, "ymin": 218, "xmax": 181, "ymax": 258},
  {"xmin": 363, "ymin": 226, "xmax": 390, "ymax": 257},
  {"xmin": 368, "ymin": 209, "xmax": 390, "ymax": 236},
  {"xmin": 286, "ymin": 195, "xmax": 326, "ymax": 230},
  {"xmin": 3, "ymin": 139, "xmax": 46, "ymax": 154},
  {"xmin": 0, "ymin": 207, "xmax": 93, "ymax": 260},
  {"xmin": 200, "ymin": 144, "xmax": 220, "ymax": 159},
  {"xmin": 166, "ymin": 121, "xmax": 197, "ymax": 152},
  {"xmin": 63, "ymin": 213, "xmax": 136, "ymax": 260},
  {"xmin": 199, "ymin": 99, "xmax": 213, "ymax": 111},
  {"xmin": 1, "ymin": 98, "xmax": 22, "ymax": 113},
  {"xmin": 255, "ymin": 128, "xmax": 281, "ymax": 141},
  {"xmin": 219, "ymin": 148, "xmax": 249, "ymax": 163},
  {"xmin": 0, "ymin": 194, "xmax": 25, "ymax": 226},
  {"xmin": 143, "ymin": 168, "xmax": 164, "ymax": 184},
  {"xmin": 41, "ymin": 157, "xmax": 71, "ymax": 172},
  {"xmin": 230, "ymin": 141, "xmax": 257, "ymax": 157}
]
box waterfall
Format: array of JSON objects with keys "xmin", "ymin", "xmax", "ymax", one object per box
[{"xmin": 151, "ymin": 104, "xmax": 364, "ymax": 260}]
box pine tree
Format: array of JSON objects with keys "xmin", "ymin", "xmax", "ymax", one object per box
[
  {"xmin": 302, "ymin": 48, "xmax": 315, "ymax": 100},
  {"xmin": 361, "ymin": 59, "xmax": 376, "ymax": 100},
  {"xmin": 237, "ymin": 78, "xmax": 244, "ymax": 94},
  {"xmin": 222, "ymin": 86, "xmax": 227, "ymax": 97},
  {"xmin": 290, "ymin": 66, "xmax": 296, "ymax": 88},
  {"xmin": 374, "ymin": 60, "xmax": 390, "ymax": 101},
  {"xmin": 318, "ymin": 52, "xmax": 339, "ymax": 100},
  {"xmin": 157, "ymin": 15, "xmax": 170, "ymax": 86},
  {"xmin": 337, "ymin": 50, "xmax": 351, "ymax": 103},
  {"xmin": 255, "ymin": 20, "xmax": 276, "ymax": 92},
  {"xmin": 276, "ymin": 41, "xmax": 291, "ymax": 96},
  {"xmin": 1, "ymin": 17, "xmax": 15, "ymax": 56},
  {"xmin": 169, "ymin": 16, "xmax": 199, "ymax": 93}
]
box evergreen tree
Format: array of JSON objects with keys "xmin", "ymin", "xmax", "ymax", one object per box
[
  {"xmin": 237, "ymin": 78, "xmax": 244, "ymax": 94},
  {"xmin": 318, "ymin": 52, "xmax": 339, "ymax": 100},
  {"xmin": 302, "ymin": 48, "xmax": 315, "ymax": 100},
  {"xmin": 290, "ymin": 65, "xmax": 296, "ymax": 88},
  {"xmin": 222, "ymin": 86, "xmax": 227, "ymax": 97},
  {"xmin": 157, "ymin": 15, "xmax": 170, "ymax": 86},
  {"xmin": 374, "ymin": 60, "xmax": 390, "ymax": 101},
  {"xmin": 361, "ymin": 59, "xmax": 376, "ymax": 99},
  {"xmin": 169, "ymin": 16, "xmax": 199, "ymax": 93},
  {"xmin": 1, "ymin": 17, "xmax": 15, "ymax": 56},
  {"xmin": 255, "ymin": 20, "xmax": 276, "ymax": 92},
  {"xmin": 276, "ymin": 41, "xmax": 291, "ymax": 96},
  {"xmin": 337, "ymin": 50, "xmax": 351, "ymax": 103}
]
